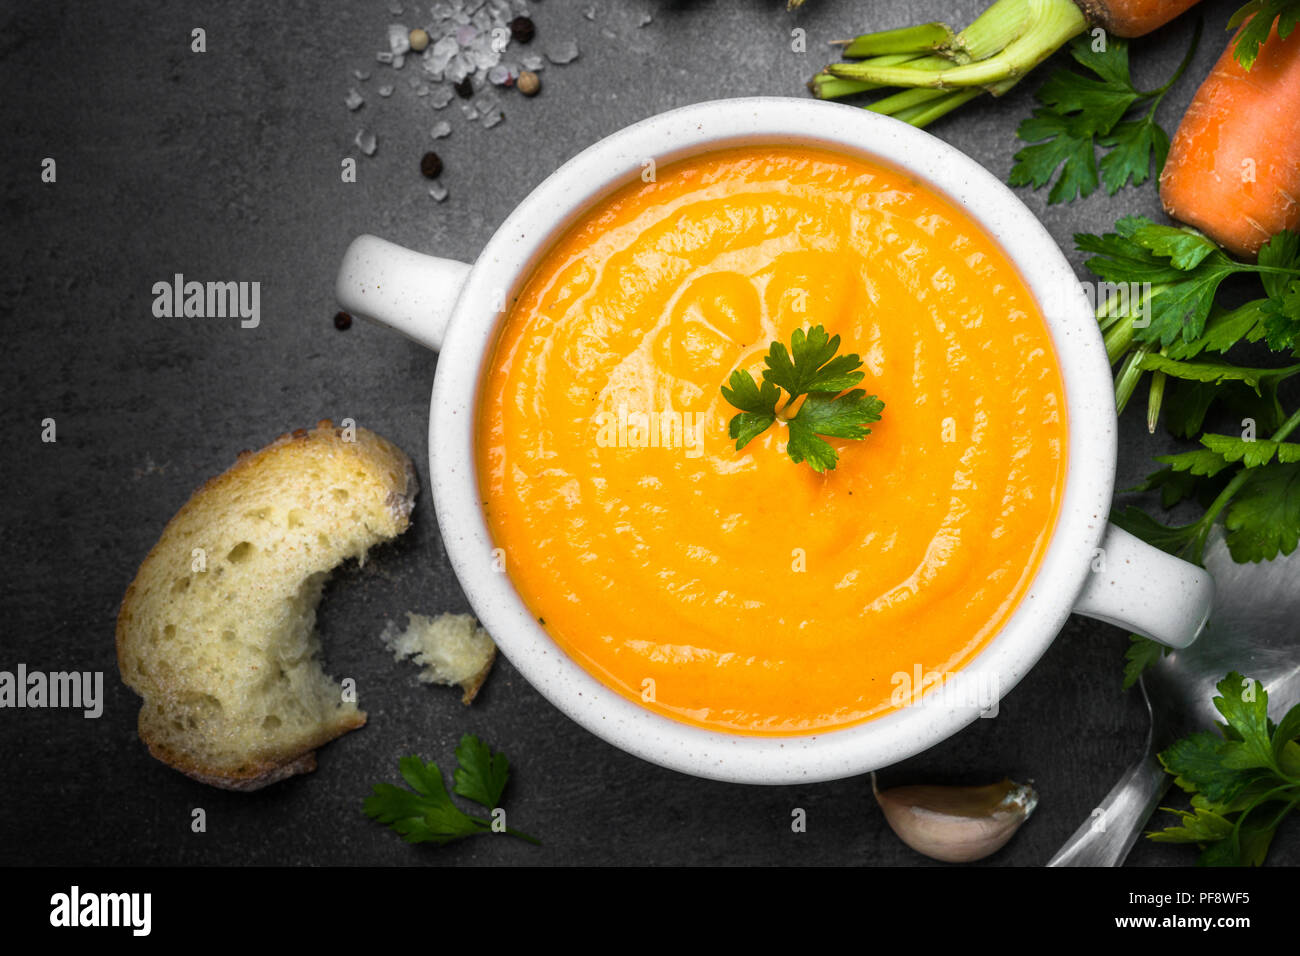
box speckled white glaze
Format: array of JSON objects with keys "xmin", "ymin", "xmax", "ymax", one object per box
[{"xmin": 336, "ymin": 98, "xmax": 1213, "ymax": 784}]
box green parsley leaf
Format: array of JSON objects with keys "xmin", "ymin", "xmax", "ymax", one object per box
[
  {"xmin": 1131, "ymin": 224, "xmax": 1220, "ymax": 270},
  {"xmin": 1273, "ymin": 703, "xmax": 1300, "ymax": 760},
  {"xmin": 1229, "ymin": 0, "xmax": 1300, "ymax": 70},
  {"xmin": 1147, "ymin": 806, "xmax": 1235, "ymax": 844},
  {"xmin": 1154, "ymin": 447, "xmax": 1234, "ymax": 479},
  {"xmin": 452, "ymin": 734, "xmax": 511, "ymax": 810},
  {"xmin": 1212, "ymin": 673, "xmax": 1279, "ymax": 772},
  {"xmin": 1129, "ymin": 465, "xmax": 1213, "ymax": 509},
  {"xmin": 366, "ymin": 756, "xmax": 484, "ymax": 845},
  {"xmin": 1165, "ymin": 300, "xmax": 1271, "ymax": 360},
  {"xmin": 1200, "ymin": 433, "xmax": 1300, "ymax": 468},
  {"xmin": 786, "ymin": 390, "xmax": 884, "ymax": 473},
  {"xmin": 1098, "ymin": 117, "xmax": 1169, "ymax": 194},
  {"xmin": 721, "ymin": 325, "xmax": 884, "ymax": 473},
  {"xmin": 720, "ymin": 369, "xmax": 780, "ymax": 451},
  {"xmin": 1009, "ymin": 109, "xmax": 1101, "ymax": 203},
  {"xmin": 1160, "ymin": 730, "xmax": 1263, "ymax": 806},
  {"xmin": 1121, "ymin": 634, "xmax": 1167, "ymax": 691},
  {"xmin": 1257, "ymin": 232, "xmax": 1300, "ymax": 350},
  {"xmin": 1078, "ymin": 218, "xmax": 1250, "ymax": 344},
  {"xmin": 1150, "ymin": 672, "xmax": 1300, "ymax": 865},
  {"xmin": 1159, "ymin": 379, "xmax": 1220, "ymax": 438},
  {"xmin": 1258, "ymin": 230, "xmax": 1300, "ymax": 300},
  {"xmin": 1010, "ymin": 27, "xmax": 1199, "ymax": 203},
  {"xmin": 1109, "ymin": 506, "xmax": 1200, "ymax": 556},
  {"xmin": 763, "ymin": 326, "xmax": 866, "ymax": 396},
  {"xmin": 1224, "ymin": 461, "xmax": 1300, "ymax": 561},
  {"xmin": 363, "ymin": 736, "xmax": 540, "ymax": 847},
  {"xmin": 1136, "ymin": 353, "xmax": 1300, "ymax": 389}
]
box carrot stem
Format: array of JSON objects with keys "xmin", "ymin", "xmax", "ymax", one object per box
[
  {"xmin": 896, "ymin": 88, "xmax": 985, "ymax": 127},
  {"xmin": 866, "ymin": 86, "xmax": 951, "ymax": 116},
  {"xmin": 808, "ymin": 53, "xmax": 933, "ymax": 99},
  {"xmin": 829, "ymin": 0, "xmax": 1087, "ymax": 90},
  {"xmin": 1115, "ymin": 346, "xmax": 1152, "ymax": 414},
  {"xmin": 843, "ymin": 22, "xmax": 956, "ymax": 58},
  {"xmin": 1146, "ymin": 370, "xmax": 1166, "ymax": 434}
]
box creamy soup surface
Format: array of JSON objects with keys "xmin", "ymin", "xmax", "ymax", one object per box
[{"xmin": 478, "ymin": 145, "xmax": 1068, "ymax": 735}]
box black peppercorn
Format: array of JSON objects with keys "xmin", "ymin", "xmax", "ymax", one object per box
[
  {"xmin": 509, "ymin": 16, "xmax": 535, "ymax": 44},
  {"xmin": 420, "ymin": 151, "xmax": 443, "ymax": 179},
  {"xmin": 333, "ymin": 311, "xmax": 352, "ymax": 331},
  {"xmin": 454, "ymin": 76, "xmax": 474, "ymax": 99}
]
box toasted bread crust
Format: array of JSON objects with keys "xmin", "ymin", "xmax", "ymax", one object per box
[{"xmin": 459, "ymin": 645, "xmax": 498, "ymax": 705}]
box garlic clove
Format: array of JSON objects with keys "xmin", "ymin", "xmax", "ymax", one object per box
[{"xmin": 873, "ymin": 774, "xmax": 1038, "ymax": 863}]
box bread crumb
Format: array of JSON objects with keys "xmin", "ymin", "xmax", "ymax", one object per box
[{"xmin": 381, "ymin": 612, "xmax": 497, "ymax": 704}]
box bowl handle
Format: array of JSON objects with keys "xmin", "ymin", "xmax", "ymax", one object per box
[
  {"xmin": 1072, "ymin": 523, "xmax": 1213, "ymax": 648},
  {"xmin": 335, "ymin": 235, "xmax": 470, "ymax": 352}
]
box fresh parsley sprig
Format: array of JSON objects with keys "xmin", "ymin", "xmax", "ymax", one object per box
[
  {"xmin": 1085, "ymin": 219, "xmax": 1300, "ymax": 687},
  {"xmin": 363, "ymin": 735, "xmax": 540, "ymax": 846},
  {"xmin": 1009, "ymin": 23, "xmax": 1201, "ymax": 204},
  {"xmin": 1229, "ymin": 0, "xmax": 1300, "ymax": 70},
  {"xmin": 1149, "ymin": 672, "xmax": 1300, "ymax": 866},
  {"xmin": 721, "ymin": 325, "xmax": 884, "ymax": 474},
  {"xmin": 1085, "ymin": 217, "xmax": 1300, "ymax": 362}
]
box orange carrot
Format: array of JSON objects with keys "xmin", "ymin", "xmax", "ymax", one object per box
[
  {"xmin": 1160, "ymin": 19, "xmax": 1300, "ymax": 258},
  {"xmin": 1076, "ymin": 0, "xmax": 1203, "ymax": 38}
]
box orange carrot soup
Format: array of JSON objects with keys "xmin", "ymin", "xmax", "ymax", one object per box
[{"xmin": 477, "ymin": 145, "xmax": 1068, "ymax": 735}]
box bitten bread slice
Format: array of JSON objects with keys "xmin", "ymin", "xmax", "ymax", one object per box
[
  {"xmin": 380, "ymin": 612, "xmax": 497, "ymax": 704},
  {"xmin": 116, "ymin": 420, "xmax": 418, "ymax": 791}
]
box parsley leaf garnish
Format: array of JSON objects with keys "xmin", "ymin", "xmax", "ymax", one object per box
[
  {"xmin": 1149, "ymin": 672, "xmax": 1300, "ymax": 865},
  {"xmin": 1229, "ymin": 0, "xmax": 1300, "ymax": 70},
  {"xmin": 721, "ymin": 325, "xmax": 884, "ymax": 473},
  {"xmin": 1009, "ymin": 25, "xmax": 1200, "ymax": 204},
  {"xmin": 363, "ymin": 735, "xmax": 540, "ymax": 847}
]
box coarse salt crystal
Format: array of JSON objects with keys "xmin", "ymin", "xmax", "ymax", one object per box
[
  {"xmin": 546, "ymin": 40, "xmax": 579, "ymax": 64},
  {"xmin": 428, "ymin": 35, "xmax": 459, "ymax": 73},
  {"xmin": 388, "ymin": 24, "xmax": 411, "ymax": 56}
]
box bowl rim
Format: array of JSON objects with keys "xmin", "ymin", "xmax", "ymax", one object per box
[{"xmin": 428, "ymin": 96, "xmax": 1116, "ymax": 784}]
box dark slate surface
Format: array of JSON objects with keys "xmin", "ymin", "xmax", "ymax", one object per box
[{"xmin": 2, "ymin": 0, "xmax": 1293, "ymax": 866}]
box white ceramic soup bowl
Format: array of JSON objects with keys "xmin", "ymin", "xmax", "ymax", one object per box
[{"xmin": 336, "ymin": 97, "xmax": 1212, "ymax": 784}]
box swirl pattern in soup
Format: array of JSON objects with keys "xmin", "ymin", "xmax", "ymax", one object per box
[{"xmin": 478, "ymin": 146, "xmax": 1067, "ymax": 735}]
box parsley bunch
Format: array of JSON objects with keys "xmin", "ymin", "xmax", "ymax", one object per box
[
  {"xmin": 363, "ymin": 735, "xmax": 540, "ymax": 846},
  {"xmin": 1150, "ymin": 672, "xmax": 1300, "ymax": 866},
  {"xmin": 1009, "ymin": 24, "xmax": 1200, "ymax": 204},
  {"xmin": 1081, "ymin": 219, "xmax": 1300, "ymax": 686},
  {"xmin": 721, "ymin": 325, "xmax": 884, "ymax": 473}
]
